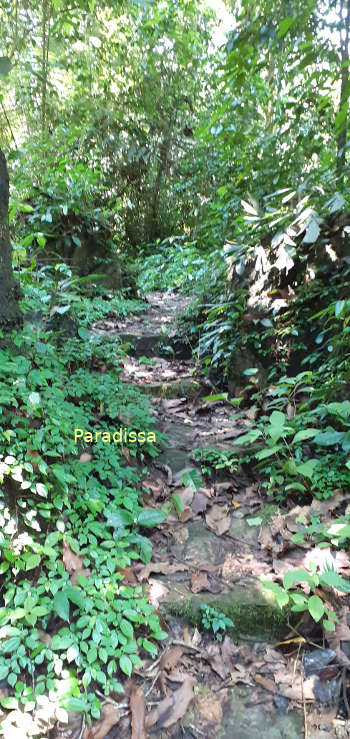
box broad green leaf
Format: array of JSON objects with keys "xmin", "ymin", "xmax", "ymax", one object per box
[
  {"xmin": 119, "ymin": 655, "xmax": 132, "ymax": 676},
  {"xmin": 283, "ymin": 568, "xmax": 315, "ymax": 590},
  {"xmin": 78, "ymin": 327, "xmax": 89, "ymax": 340},
  {"xmin": 296, "ymin": 459, "xmax": 318, "ymax": 479},
  {"xmin": 292, "ymin": 429, "xmax": 318, "ymax": 444},
  {"xmin": 181, "ymin": 468, "xmax": 202, "ymax": 490},
  {"xmin": 0, "ymin": 697, "xmax": 18, "ymax": 710},
  {"xmin": 62, "ymin": 696, "xmax": 90, "ymax": 712},
  {"xmin": 255, "ymin": 445, "xmax": 281, "ymax": 460},
  {"xmin": 277, "ymin": 16, "xmax": 295, "ymax": 37},
  {"xmin": 314, "ymin": 430, "xmax": 344, "ymax": 446},
  {"xmin": 308, "ymin": 595, "xmax": 324, "ymax": 622},
  {"xmin": 53, "ymin": 591, "xmax": 70, "ymax": 622},
  {"xmin": 323, "ymin": 619, "xmax": 336, "ymax": 631},
  {"xmin": 320, "ymin": 570, "xmax": 350, "ymax": 593},
  {"xmin": 24, "ymin": 554, "xmax": 41, "ymax": 570},
  {"xmin": 171, "ymin": 493, "xmax": 184, "ymax": 517},
  {"xmin": 137, "ymin": 509, "xmax": 166, "ymax": 527},
  {"xmin": 120, "ymin": 619, "xmax": 133, "ymax": 639},
  {"xmin": 202, "ymin": 393, "xmax": 228, "ymax": 402},
  {"xmin": 335, "ymin": 300, "xmax": 345, "ymax": 318},
  {"xmin": 233, "ymin": 429, "xmax": 262, "ymax": 445}
]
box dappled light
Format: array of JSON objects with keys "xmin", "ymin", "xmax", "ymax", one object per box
[{"xmin": 0, "ymin": 0, "xmax": 349, "ymax": 736}]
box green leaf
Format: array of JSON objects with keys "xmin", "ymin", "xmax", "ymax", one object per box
[
  {"xmin": 137, "ymin": 509, "xmax": 166, "ymax": 528},
  {"xmin": 296, "ymin": 459, "xmax": 318, "ymax": 479},
  {"xmin": 320, "ymin": 570, "xmax": 350, "ymax": 593},
  {"xmin": 0, "ymin": 637, "xmax": 21, "ymax": 654},
  {"xmin": 260, "ymin": 581, "xmax": 289, "ymax": 608},
  {"xmin": 277, "ymin": 16, "xmax": 295, "ymax": 37},
  {"xmin": 0, "ymin": 697, "xmax": 18, "ymax": 710},
  {"xmin": 314, "ymin": 430, "xmax": 344, "ymax": 446},
  {"xmin": 78, "ymin": 327, "xmax": 89, "ymax": 340},
  {"xmin": 119, "ymin": 655, "xmax": 132, "ymax": 676},
  {"xmin": 233, "ymin": 429, "xmax": 262, "ymax": 445},
  {"xmin": 181, "ymin": 468, "xmax": 202, "ymax": 490},
  {"xmin": 255, "ymin": 445, "xmax": 281, "ymax": 460},
  {"xmin": 283, "ymin": 568, "xmax": 315, "ymax": 590},
  {"xmin": 171, "ymin": 493, "xmax": 184, "ymax": 517},
  {"xmin": 62, "ymin": 696, "xmax": 90, "ymax": 712},
  {"xmin": 292, "ymin": 429, "xmax": 318, "ymax": 444},
  {"xmin": 0, "ymin": 664, "xmax": 9, "ymax": 680},
  {"xmin": 246, "ymin": 517, "xmax": 262, "ymax": 527},
  {"xmin": 24, "ymin": 553, "xmax": 41, "ymax": 570},
  {"xmin": 28, "ymin": 392, "xmax": 41, "ymax": 406},
  {"xmin": 202, "ymin": 393, "xmax": 228, "ymax": 402},
  {"xmin": 308, "ymin": 595, "xmax": 324, "ymax": 623},
  {"xmin": 120, "ymin": 619, "xmax": 133, "ymax": 639},
  {"xmin": 335, "ymin": 300, "xmax": 345, "ymax": 318},
  {"xmin": 323, "ymin": 619, "xmax": 336, "ymax": 631},
  {"xmin": 53, "ymin": 591, "xmax": 70, "ymax": 622},
  {"xmin": 0, "ymin": 57, "xmax": 12, "ymax": 76}
]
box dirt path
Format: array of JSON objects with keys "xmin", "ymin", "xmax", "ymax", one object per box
[{"xmin": 89, "ymin": 292, "xmax": 342, "ymax": 738}]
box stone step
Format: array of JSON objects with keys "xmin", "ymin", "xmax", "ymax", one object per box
[
  {"xmin": 118, "ymin": 333, "xmax": 192, "ymax": 359},
  {"xmin": 139, "ymin": 378, "xmax": 205, "ymax": 399}
]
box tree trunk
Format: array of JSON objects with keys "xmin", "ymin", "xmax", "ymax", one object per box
[
  {"xmin": 336, "ymin": 0, "xmax": 350, "ymax": 184},
  {"xmin": 0, "ymin": 150, "xmax": 21, "ymax": 330}
]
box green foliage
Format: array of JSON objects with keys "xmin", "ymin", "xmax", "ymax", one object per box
[
  {"xmin": 0, "ymin": 279, "xmax": 167, "ymax": 722},
  {"xmin": 233, "ymin": 376, "xmax": 350, "ymax": 502},
  {"xmin": 199, "ymin": 604, "xmax": 234, "ymax": 642},
  {"xmin": 261, "ymin": 558, "xmax": 350, "ymax": 632},
  {"xmin": 191, "ymin": 447, "xmax": 239, "ymax": 476}
]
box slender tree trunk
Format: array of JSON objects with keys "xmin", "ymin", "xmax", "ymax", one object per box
[
  {"xmin": 0, "ymin": 150, "xmax": 21, "ymax": 330},
  {"xmin": 41, "ymin": 0, "xmax": 51, "ymax": 133},
  {"xmin": 336, "ymin": 0, "xmax": 350, "ymax": 184}
]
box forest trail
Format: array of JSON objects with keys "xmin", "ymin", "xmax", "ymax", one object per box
[{"xmin": 92, "ymin": 292, "xmax": 317, "ymax": 738}]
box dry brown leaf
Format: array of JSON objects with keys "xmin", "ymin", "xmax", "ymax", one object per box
[
  {"xmin": 160, "ymin": 647, "xmax": 183, "ymax": 673},
  {"xmin": 203, "ymin": 643, "xmax": 227, "ymax": 679},
  {"xmin": 205, "ymin": 504, "xmax": 231, "ymax": 536},
  {"xmin": 190, "ymin": 571, "xmax": 210, "ymax": 594},
  {"xmin": 138, "ymin": 561, "xmax": 187, "ymax": 581},
  {"xmin": 130, "ymin": 685, "xmax": 146, "ymax": 739},
  {"xmin": 62, "ymin": 540, "xmax": 91, "ymax": 585},
  {"xmin": 255, "ymin": 674, "xmax": 316, "ymax": 702},
  {"xmin": 145, "ymin": 676, "xmax": 196, "ymax": 729},
  {"xmin": 192, "ymin": 492, "xmax": 210, "ymax": 515},
  {"xmin": 79, "ymin": 452, "xmax": 92, "ymax": 463},
  {"xmin": 122, "ymin": 446, "xmax": 132, "ymax": 464},
  {"xmin": 221, "ymin": 636, "xmax": 237, "ymax": 672},
  {"xmin": 84, "ymin": 703, "xmax": 119, "ymax": 739},
  {"xmin": 147, "ymin": 579, "xmax": 169, "ymax": 608},
  {"xmin": 326, "ymin": 608, "xmax": 350, "ymax": 666}
]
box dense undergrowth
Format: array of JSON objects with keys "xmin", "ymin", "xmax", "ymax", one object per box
[{"xmin": 0, "ymin": 271, "xmax": 168, "ymax": 726}]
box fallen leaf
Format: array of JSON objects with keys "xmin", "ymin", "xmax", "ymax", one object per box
[
  {"xmin": 145, "ymin": 676, "xmax": 196, "ymax": 729},
  {"xmin": 62, "ymin": 540, "xmax": 91, "ymax": 585},
  {"xmin": 190, "ymin": 571, "xmax": 210, "ymax": 594},
  {"xmin": 191, "ymin": 492, "xmax": 210, "ymax": 515},
  {"xmin": 79, "ymin": 452, "xmax": 92, "ymax": 463},
  {"xmin": 84, "ymin": 703, "xmax": 119, "ymax": 739},
  {"xmin": 122, "ymin": 446, "xmax": 132, "ymax": 464},
  {"xmin": 205, "ymin": 505, "xmax": 231, "ymax": 536},
  {"xmin": 147, "ymin": 579, "xmax": 169, "ymax": 608},
  {"xmin": 138, "ymin": 561, "xmax": 187, "ymax": 581},
  {"xmin": 130, "ymin": 685, "xmax": 146, "ymax": 739},
  {"xmin": 160, "ymin": 647, "xmax": 183, "ymax": 673},
  {"xmin": 203, "ymin": 643, "xmax": 227, "ymax": 679}
]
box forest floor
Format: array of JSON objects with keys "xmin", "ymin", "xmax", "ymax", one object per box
[{"xmin": 72, "ymin": 291, "xmax": 350, "ymax": 739}]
